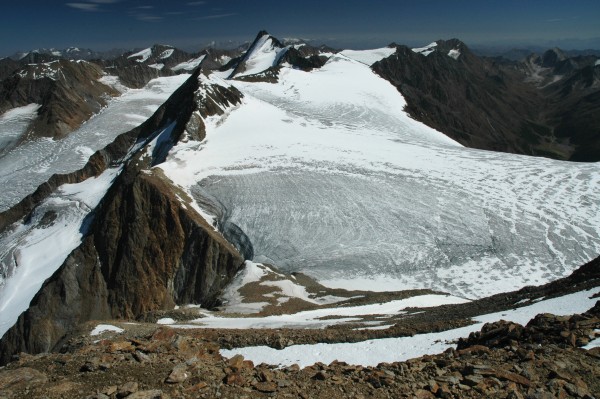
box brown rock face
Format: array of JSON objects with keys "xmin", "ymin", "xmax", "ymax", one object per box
[
  {"xmin": 0, "ymin": 59, "xmax": 119, "ymax": 140},
  {"xmin": 0, "ymin": 69, "xmax": 245, "ymax": 365},
  {"xmin": 94, "ymin": 172, "xmax": 244, "ymax": 319}
]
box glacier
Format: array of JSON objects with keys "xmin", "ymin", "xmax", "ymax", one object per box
[
  {"xmin": 160, "ymin": 55, "xmax": 600, "ymax": 299},
  {"xmin": 0, "ymin": 74, "xmax": 190, "ymax": 212}
]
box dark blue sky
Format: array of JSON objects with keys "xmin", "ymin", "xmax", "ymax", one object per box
[{"xmin": 3, "ymin": 0, "xmax": 600, "ymax": 56}]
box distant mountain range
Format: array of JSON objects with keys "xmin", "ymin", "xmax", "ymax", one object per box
[{"xmin": 2, "ymin": 36, "xmax": 598, "ymax": 160}]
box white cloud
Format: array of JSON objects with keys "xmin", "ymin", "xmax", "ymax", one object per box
[
  {"xmin": 134, "ymin": 13, "xmax": 163, "ymax": 21},
  {"xmin": 66, "ymin": 2, "xmax": 100, "ymax": 11},
  {"xmin": 195, "ymin": 13, "xmax": 237, "ymax": 20}
]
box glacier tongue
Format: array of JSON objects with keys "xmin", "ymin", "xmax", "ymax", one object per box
[{"xmin": 161, "ymin": 57, "xmax": 600, "ymax": 299}]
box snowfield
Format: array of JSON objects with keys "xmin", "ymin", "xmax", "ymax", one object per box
[
  {"xmin": 160, "ymin": 55, "xmax": 600, "ymax": 299},
  {"xmin": 220, "ymin": 287, "xmax": 600, "ymax": 367},
  {"xmin": 340, "ymin": 47, "xmax": 397, "ymax": 65}
]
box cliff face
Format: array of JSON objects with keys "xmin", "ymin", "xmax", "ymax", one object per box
[
  {"xmin": 0, "ymin": 70, "xmax": 245, "ymax": 365},
  {"xmin": 94, "ymin": 172, "xmax": 243, "ymax": 319}
]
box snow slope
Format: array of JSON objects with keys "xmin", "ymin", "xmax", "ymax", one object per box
[
  {"xmin": 412, "ymin": 42, "xmax": 438, "ymax": 56},
  {"xmin": 0, "ymin": 104, "xmax": 40, "ymax": 154},
  {"xmin": 0, "ymin": 167, "xmax": 120, "ymax": 338},
  {"xmin": 233, "ymin": 34, "xmax": 288, "ymax": 77},
  {"xmin": 221, "ymin": 287, "xmax": 600, "ymax": 367},
  {"xmin": 340, "ymin": 47, "xmax": 396, "ymax": 65},
  {"xmin": 0, "ymin": 74, "xmax": 190, "ymax": 212},
  {"xmin": 128, "ymin": 48, "xmax": 152, "ymax": 63},
  {"xmin": 160, "ymin": 56, "xmax": 600, "ymax": 299},
  {"xmin": 172, "ymin": 55, "xmax": 206, "ymax": 72},
  {"xmin": 166, "ymin": 290, "xmax": 468, "ymax": 330}
]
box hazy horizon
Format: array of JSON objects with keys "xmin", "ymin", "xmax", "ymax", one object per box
[{"xmin": 3, "ymin": 0, "xmax": 600, "ymax": 57}]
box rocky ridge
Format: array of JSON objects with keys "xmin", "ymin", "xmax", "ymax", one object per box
[
  {"xmin": 373, "ymin": 39, "xmax": 600, "ymax": 161},
  {"xmin": 0, "ymin": 70, "xmax": 245, "ymax": 365}
]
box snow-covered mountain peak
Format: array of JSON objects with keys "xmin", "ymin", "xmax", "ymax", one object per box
[
  {"xmin": 229, "ymin": 31, "xmax": 288, "ymax": 78},
  {"xmin": 127, "ymin": 47, "xmax": 153, "ymax": 62},
  {"xmin": 412, "ymin": 42, "xmax": 438, "ymax": 56}
]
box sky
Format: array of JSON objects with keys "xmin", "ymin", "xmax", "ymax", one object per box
[{"xmin": 2, "ymin": 0, "xmax": 600, "ymax": 56}]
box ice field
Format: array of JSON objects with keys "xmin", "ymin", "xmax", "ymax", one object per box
[{"xmin": 161, "ymin": 55, "xmax": 600, "ymax": 299}]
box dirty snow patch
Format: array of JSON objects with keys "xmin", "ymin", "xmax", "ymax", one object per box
[
  {"xmin": 448, "ymin": 49, "xmax": 461, "ymax": 60},
  {"xmin": 221, "ymin": 287, "xmax": 600, "ymax": 367},
  {"xmin": 91, "ymin": 324, "xmax": 124, "ymax": 336}
]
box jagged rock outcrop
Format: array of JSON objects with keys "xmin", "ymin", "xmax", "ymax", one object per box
[
  {"xmin": 0, "ymin": 69, "xmax": 245, "ymax": 365},
  {"xmin": 94, "ymin": 172, "xmax": 243, "ymax": 318},
  {"xmin": 228, "ymin": 31, "xmax": 287, "ymax": 79},
  {"xmin": 279, "ymin": 47, "xmax": 328, "ymax": 71},
  {"xmin": 0, "ymin": 59, "xmax": 119, "ymax": 140},
  {"xmin": 373, "ymin": 40, "xmax": 600, "ymax": 161},
  {"xmin": 541, "ymin": 48, "xmax": 567, "ymax": 68}
]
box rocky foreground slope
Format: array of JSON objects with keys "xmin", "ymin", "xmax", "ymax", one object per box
[{"xmin": 0, "ymin": 285, "xmax": 598, "ymax": 398}]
